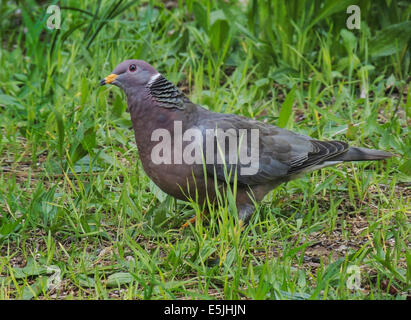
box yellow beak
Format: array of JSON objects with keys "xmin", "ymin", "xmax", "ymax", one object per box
[{"xmin": 100, "ymin": 73, "xmax": 118, "ymax": 85}]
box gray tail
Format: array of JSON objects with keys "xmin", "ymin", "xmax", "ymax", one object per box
[{"xmin": 331, "ymin": 147, "xmax": 394, "ymax": 162}]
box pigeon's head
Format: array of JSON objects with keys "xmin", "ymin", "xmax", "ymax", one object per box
[{"xmin": 100, "ymin": 60, "xmax": 159, "ymax": 91}]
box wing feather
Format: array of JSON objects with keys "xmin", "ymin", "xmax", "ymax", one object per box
[{"xmin": 193, "ymin": 107, "xmax": 349, "ymax": 185}]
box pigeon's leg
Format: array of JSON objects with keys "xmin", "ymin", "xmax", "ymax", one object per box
[
  {"xmin": 236, "ymin": 187, "xmax": 258, "ymax": 226},
  {"xmin": 238, "ymin": 203, "xmax": 255, "ymax": 225}
]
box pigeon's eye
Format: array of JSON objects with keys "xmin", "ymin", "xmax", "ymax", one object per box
[{"xmin": 129, "ymin": 64, "xmax": 137, "ymax": 72}]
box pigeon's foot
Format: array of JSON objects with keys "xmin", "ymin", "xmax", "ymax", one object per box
[
  {"xmin": 179, "ymin": 216, "xmax": 197, "ymax": 230},
  {"xmin": 238, "ymin": 203, "xmax": 255, "ymax": 225},
  {"xmin": 238, "ymin": 219, "xmax": 245, "ymax": 230},
  {"xmin": 179, "ymin": 209, "xmax": 209, "ymax": 230}
]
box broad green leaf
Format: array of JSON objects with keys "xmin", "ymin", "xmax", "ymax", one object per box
[
  {"xmin": 112, "ymin": 93, "xmax": 126, "ymax": 118},
  {"xmin": 278, "ymin": 85, "xmax": 296, "ymax": 128},
  {"xmin": 340, "ymin": 29, "xmax": 357, "ymax": 52},
  {"xmin": 152, "ymin": 195, "xmax": 173, "ymax": 227},
  {"xmin": 81, "ymin": 127, "xmax": 97, "ymax": 151},
  {"xmin": 370, "ymin": 21, "xmax": 411, "ymax": 58},
  {"xmin": 399, "ymin": 159, "xmax": 411, "ymax": 176},
  {"xmin": 210, "ymin": 10, "xmax": 229, "ymax": 52},
  {"xmin": 53, "ymin": 109, "xmax": 65, "ymax": 158},
  {"xmin": 308, "ymin": 0, "xmax": 352, "ymax": 29},
  {"xmin": 13, "ymin": 258, "xmax": 47, "ymax": 279},
  {"xmin": 78, "ymin": 274, "xmax": 96, "ymax": 288},
  {"xmin": 22, "ymin": 276, "xmax": 48, "ymax": 300},
  {"xmin": 193, "ymin": 1, "xmax": 209, "ymax": 32},
  {"xmin": 106, "ymin": 272, "xmax": 134, "ymax": 288},
  {"xmin": 0, "ymin": 94, "xmax": 23, "ymax": 109},
  {"xmin": 0, "ymin": 217, "xmax": 22, "ymax": 241},
  {"xmin": 80, "ymin": 77, "xmax": 89, "ymax": 106}
]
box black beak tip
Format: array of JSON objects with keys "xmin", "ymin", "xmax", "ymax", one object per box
[{"xmin": 99, "ymin": 79, "xmax": 106, "ymax": 86}]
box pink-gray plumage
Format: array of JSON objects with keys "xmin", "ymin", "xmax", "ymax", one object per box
[{"xmin": 100, "ymin": 60, "xmax": 393, "ymax": 223}]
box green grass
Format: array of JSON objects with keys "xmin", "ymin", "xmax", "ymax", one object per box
[{"xmin": 0, "ymin": 0, "xmax": 410, "ymax": 300}]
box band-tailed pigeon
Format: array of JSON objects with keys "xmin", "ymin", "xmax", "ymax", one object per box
[{"xmin": 100, "ymin": 60, "xmax": 393, "ymax": 223}]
